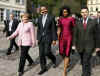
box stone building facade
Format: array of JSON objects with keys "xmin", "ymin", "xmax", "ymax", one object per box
[
  {"xmin": 0, "ymin": 0, "xmax": 26, "ymax": 26},
  {"xmin": 87, "ymin": 0, "xmax": 100, "ymax": 16}
]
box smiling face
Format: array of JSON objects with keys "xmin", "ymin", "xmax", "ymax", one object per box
[
  {"xmin": 40, "ymin": 6, "xmax": 48, "ymax": 15},
  {"xmin": 10, "ymin": 14, "xmax": 14, "ymax": 20},
  {"xmin": 81, "ymin": 9, "xmax": 89, "ymax": 19},
  {"xmin": 63, "ymin": 9, "xmax": 68, "ymax": 17},
  {"xmin": 22, "ymin": 14, "xmax": 29, "ymax": 23}
]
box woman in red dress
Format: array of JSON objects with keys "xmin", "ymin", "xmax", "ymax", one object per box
[{"xmin": 57, "ymin": 6, "xmax": 75, "ymax": 76}]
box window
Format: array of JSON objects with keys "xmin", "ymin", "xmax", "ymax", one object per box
[
  {"xmin": 0, "ymin": 8, "xmax": 4, "ymax": 22},
  {"xmin": 12, "ymin": 10, "xmax": 20, "ymax": 19},
  {"xmin": 96, "ymin": 7, "xmax": 98, "ymax": 11},
  {"xmin": 91, "ymin": 0, "xmax": 93, "ymax": 4},
  {"xmin": 6, "ymin": 9, "xmax": 10, "ymax": 19},
  {"xmin": 96, "ymin": 0, "xmax": 98, "ymax": 3},
  {"xmin": 22, "ymin": 0, "xmax": 25, "ymax": 5},
  {"xmin": 16, "ymin": 0, "xmax": 20, "ymax": 3},
  {"xmin": 90, "ymin": 7, "xmax": 93, "ymax": 12},
  {"xmin": 16, "ymin": 0, "xmax": 25, "ymax": 5},
  {"xmin": 0, "ymin": 0, "xmax": 9, "ymax": 2}
]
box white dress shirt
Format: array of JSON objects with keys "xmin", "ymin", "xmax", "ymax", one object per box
[
  {"xmin": 83, "ymin": 17, "xmax": 88, "ymax": 24},
  {"xmin": 9, "ymin": 20, "xmax": 13, "ymax": 31},
  {"xmin": 42, "ymin": 14, "xmax": 47, "ymax": 27}
]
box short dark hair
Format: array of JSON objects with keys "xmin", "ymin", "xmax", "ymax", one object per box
[
  {"xmin": 40, "ymin": 5, "xmax": 48, "ymax": 9},
  {"xmin": 81, "ymin": 6, "xmax": 89, "ymax": 11},
  {"xmin": 59, "ymin": 6, "xmax": 71, "ymax": 17},
  {"xmin": 98, "ymin": 11, "xmax": 100, "ymax": 13}
]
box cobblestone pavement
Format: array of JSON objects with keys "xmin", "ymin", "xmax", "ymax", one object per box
[{"xmin": 0, "ymin": 28, "xmax": 100, "ymax": 76}]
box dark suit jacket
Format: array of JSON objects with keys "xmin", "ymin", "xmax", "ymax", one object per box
[
  {"xmin": 37, "ymin": 14, "xmax": 57, "ymax": 43},
  {"xmin": 95, "ymin": 18, "xmax": 100, "ymax": 48},
  {"xmin": 73, "ymin": 17, "xmax": 97, "ymax": 53},
  {"xmin": 3, "ymin": 19, "xmax": 19, "ymax": 36}
]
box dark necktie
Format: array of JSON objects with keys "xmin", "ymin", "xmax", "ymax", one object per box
[{"xmin": 83, "ymin": 18, "xmax": 87, "ymax": 30}]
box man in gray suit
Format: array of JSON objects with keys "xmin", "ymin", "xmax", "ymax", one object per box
[{"xmin": 73, "ymin": 7, "xmax": 97, "ymax": 76}]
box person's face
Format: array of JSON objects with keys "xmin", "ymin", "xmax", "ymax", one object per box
[
  {"xmin": 63, "ymin": 9, "xmax": 68, "ymax": 17},
  {"xmin": 10, "ymin": 14, "xmax": 14, "ymax": 20},
  {"xmin": 40, "ymin": 6, "xmax": 48, "ymax": 15},
  {"xmin": 97, "ymin": 13, "xmax": 100, "ymax": 17},
  {"xmin": 81, "ymin": 9, "xmax": 89, "ymax": 19},
  {"xmin": 22, "ymin": 16, "xmax": 29, "ymax": 23}
]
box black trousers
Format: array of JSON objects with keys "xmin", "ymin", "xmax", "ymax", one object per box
[
  {"xmin": 18, "ymin": 46, "xmax": 33, "ymax": 73},
  {"xmin": 79, "ymin": 49, "xmax": 93, "ymax": 76},
  {"xmin": 8, "ymin": 31, "xmax": 18, "ymax": 52},
  {"xmin": 39, "ymin": 40, "xmax": 56, "ymax": 70}
]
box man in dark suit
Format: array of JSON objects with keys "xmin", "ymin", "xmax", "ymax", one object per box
[
  {"xmin": 3, "ymin": 13, "xmax": 19, "ymax": 55},
  {"xmin": 95, "ymin": 11, "xmax": 100, "ymax": 56},
  {"xmin": 37, "ymin": 5, "xmax": 57, "ymax": 75},
  {"xmin": 73, "ymin": 7, "xmax": 97, "ymax": 76}
]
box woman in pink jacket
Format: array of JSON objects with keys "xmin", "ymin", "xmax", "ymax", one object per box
[{"xmin": 7, "ymin": 13, "xmax": 36, "ymax": 76}]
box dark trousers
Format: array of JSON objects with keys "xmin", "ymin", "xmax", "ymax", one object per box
[
  {"xmin": 18, "ymin": 46, "xmax": 33, "ymax": 73},
  {"xmin": 8, "ymin": 31, "xmax": 18, "ymax": 52},
  {"xmin": 39, "ymin": 40, "xmax": 56, "ymax": 70},
  {"xmin": 79, "ymin": 49, "xmax": 93, "ymax": 76}
]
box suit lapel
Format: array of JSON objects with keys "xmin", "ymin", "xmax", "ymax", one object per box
[
  {"xmin": 40, "ymin": 15, "xmax": 44, "ymax": 30},
  {"xmin": 79, "ymin": 18, "xmax": 84, "ymax": 30},
  {"xmin": 8, "ymin": 20, "xmax": 10, "ymax": 30},
  {"xmin": 86, "ymin": 18, "xmax": 91, "ymax": 31}
]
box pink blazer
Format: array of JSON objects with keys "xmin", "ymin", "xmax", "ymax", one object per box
[{"xmin": 10, "ymin": 22, "xmax": 36, "ymax": 46}]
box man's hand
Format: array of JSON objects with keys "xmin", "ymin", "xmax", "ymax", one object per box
[
  {"xmin": 36, "ymin": 40, "xmax": 40, "ymax": 45},
  {"xmin": 52, "ymin": 41, "xmax": 56, "ymax": 46},
  {"xmin": 72, "ymin": 45, "xmax": 76, "ymax": 50},
  {"xmin": 96, "ymin": 48, "xmax": 100, "ymax": 52}
]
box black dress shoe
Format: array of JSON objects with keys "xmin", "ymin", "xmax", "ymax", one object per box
[
  {"xmin": 71, "ymin": 49, "xmax": 75, "ymax": 55},
  {"xmin": 52, "ymin": 63, "xmax": 57, "ymax": 68},
  {"xmin": 15, "ymin": 47, "xmax": 19, "ymax": 51},
  {"xmin": 38, "ymin": 69, "xmax": 47, "ymax": 75},
  {"xmin": 18, "ymin": 72, "xmax": 23, "ymax": 76},
  {"xmin": 6, "ymin": 52, "xmax": 11, "ymax": 55},
  {"xmin": 52, "ymin": 59, "xmax": 57, "ymax": 68}
]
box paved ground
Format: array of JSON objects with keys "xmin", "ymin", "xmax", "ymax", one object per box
[{"xmin": 0, "ymin": 27, "xmax": 100, "ymax": 76}]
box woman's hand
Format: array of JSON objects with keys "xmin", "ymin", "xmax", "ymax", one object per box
[
  {"xmin": 57, "ymin": 27, "xmax": 61, "ymax": 40},
  {"xmin": 32, "ymin": 43, "xmax": 36, "ymax": 48},
  {"xmin": 7, "ymin": 37, "xmax": 11, "ymax": 40}
]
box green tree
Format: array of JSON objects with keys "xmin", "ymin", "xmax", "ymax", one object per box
[{"xmin": 31, "ymin": 0, "xmax": 87, "ymax": 16}]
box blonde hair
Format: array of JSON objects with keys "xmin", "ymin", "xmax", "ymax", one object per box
[
  {"xmin": 20, "ymin": 13, "xmax": 24, "ymax": 18},
  {"xmin": 22, "ymin": 13, "xmax": 30, "ymax": 19}
]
